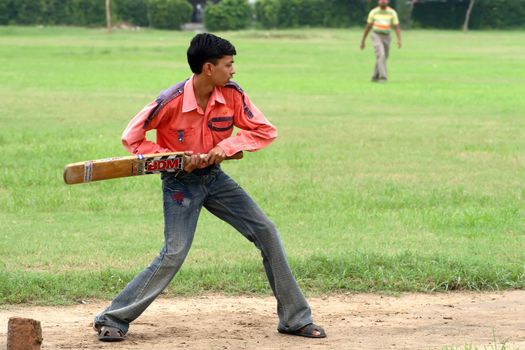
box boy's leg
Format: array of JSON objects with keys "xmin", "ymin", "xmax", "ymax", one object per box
[
  {"xmin": 94, "ymin": 174, "xmax": 204, "ymax": 335},
  {"xmin": 382, "ymin": 34, "xmax": 391, "ymax": 80},
  {"xmin": 372, "ymin": 32, "xmax": 388, "ymax": 80},
  {"xmin": 203, "ymin": 170, "xmax": 312, "ymax": 332}
]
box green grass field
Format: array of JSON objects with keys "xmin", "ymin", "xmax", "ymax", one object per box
[{"xmin": 0, "ymin": 26, "xmax": 524, "ymax": 305}]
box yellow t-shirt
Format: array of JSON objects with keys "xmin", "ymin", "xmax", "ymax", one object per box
[{"xmin": 367, "ymin": 6, "xmax": 399, "ymax": 34}]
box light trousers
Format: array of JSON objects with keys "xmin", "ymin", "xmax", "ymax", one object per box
[{"xmin": 371, "ymin": 31, "xmax": 391, "ymax": 81}]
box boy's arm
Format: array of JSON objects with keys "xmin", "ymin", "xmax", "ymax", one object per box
[
  {"xmin": 121, "ymin": 101, "xmax": 171, "ymax": 155},
  {"xmin": 361, "ymin": 10, "xmax": 374, "ymax": 49},
  {"xmin": 394, "ymin": 25, "xmax": 402, "ymax": 48},
  {"xmin": 360, "ymin": 23, "xmax": 373, "ymax": 49},
  {"xmin": 215, "ymin": 92, "xmax": 277, "ymax": 159},
  {"xmin": 392, "ymin": 11, "xmax": 402, "ymax": 48}
]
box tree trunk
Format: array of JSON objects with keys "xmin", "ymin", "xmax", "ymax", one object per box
[
  {"xmin": 462, "ymin": 0, "xmax": 475, "ymax": 31},
  {"xmin": 105, "ymin": 0, "xmax": 112, "ymax": 32},
  {"xmin": 396, "ymin": 0, "xmax": 414, "ymax": 28}
]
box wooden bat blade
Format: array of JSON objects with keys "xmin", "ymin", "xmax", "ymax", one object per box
[
  {"xmin": 63, "ymin": 151, "xmax": 243, "ymax": 185},
  {"xmin": 63, "ymin": 153, "xmax": 185, "ymax": 185}
]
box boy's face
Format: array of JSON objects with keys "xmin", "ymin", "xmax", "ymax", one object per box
[
  {"xmin": 378, "ymin": 0, "xmax": 389, "ymax": 8},
  {"xmin": 209, "ymin": 55, "xmax": 236, "ymax": 86}
]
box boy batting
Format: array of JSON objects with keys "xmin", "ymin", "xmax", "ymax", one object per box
[{"xmin": 93, "ymin": 33, "xmax": 326, "ymax": 341}]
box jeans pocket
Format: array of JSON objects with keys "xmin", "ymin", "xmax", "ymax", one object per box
[{"xmin": 162, "ymin": 173, "xmax": 182, "ymax": 192}]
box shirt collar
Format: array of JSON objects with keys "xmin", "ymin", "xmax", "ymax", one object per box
[{"xmin": 182, "ymin": 75, "xmax": 226, "ymax": 113}]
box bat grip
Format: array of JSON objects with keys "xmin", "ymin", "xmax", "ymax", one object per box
[
  {"xmin": 196, "ymin": 151, "xmax": 243, "ymax": 160},
  {"xmin": 184, "ymin": 151, "xmax": 243, "ymax": 164},
  {"xmin": 226, "ymin": 151, "xmax": 243, "ymax": 160}
]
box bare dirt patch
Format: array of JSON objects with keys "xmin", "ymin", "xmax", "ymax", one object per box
[{"xmin": 1, "ymin": 291, "xmax": 524, "ymax": 349}]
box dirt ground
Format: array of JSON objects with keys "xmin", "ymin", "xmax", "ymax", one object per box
[{"xmin": 1, "ymin": 291, "xmax": 524, "ymax": 350}]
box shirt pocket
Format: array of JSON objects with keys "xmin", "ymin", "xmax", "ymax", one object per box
[
  {"xmin": 207, "ymin": 116, "xmax": 234, "ymax": 132},
  {"xmin": 168, "ymin": 127, "xmax": 195, "ymax": 144}
]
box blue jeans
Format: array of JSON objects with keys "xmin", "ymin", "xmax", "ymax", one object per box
[{"xmin": 94, "ymin": 165, "xmax": 312, "ymax": 333}]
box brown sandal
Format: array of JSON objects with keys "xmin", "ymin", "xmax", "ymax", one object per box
[{"xmin": 278, "ymin": 323, "xmax": 327, "ymax": 338}]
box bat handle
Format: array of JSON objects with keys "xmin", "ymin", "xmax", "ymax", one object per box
[
  {"xmin": 185, "ymin": 151, "xmax": 244, "ymax": 164},
  {"xmin": 226, "ymin": 151, "xmax": 243, "ymax": 160},
  {"xmin": 196, "ymin": 151, "xmax": 243, "ymax": 160}
]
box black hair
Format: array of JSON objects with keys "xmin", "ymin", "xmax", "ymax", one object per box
[{"xmin": 187, "ymin": 33, "xmax": 236, "ymax": 74}]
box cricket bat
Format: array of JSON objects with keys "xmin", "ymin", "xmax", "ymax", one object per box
[{"xmin": 63, "ymin": 151, "xmax": 243, "ymax": 185}]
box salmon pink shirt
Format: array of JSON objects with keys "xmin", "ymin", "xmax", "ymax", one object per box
[{"xmin": 121, "ymin": 76, "xmax": 277, "ymax": 157}]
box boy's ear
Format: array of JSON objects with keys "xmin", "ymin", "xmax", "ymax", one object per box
[{"xmin": 203, "ymin": 62, "xmax": 213, "ymax": 76}]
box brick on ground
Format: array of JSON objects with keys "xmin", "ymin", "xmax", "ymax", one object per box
[{"xmin": 7, "ymin": 317, "xmax": 43, "ymax": 350}]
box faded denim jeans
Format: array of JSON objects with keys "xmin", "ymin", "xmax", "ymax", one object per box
[{"xmin": 94, "ymin": 165, "xmax": 312, "ymax": 334}]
